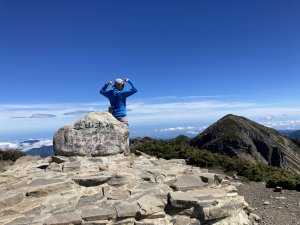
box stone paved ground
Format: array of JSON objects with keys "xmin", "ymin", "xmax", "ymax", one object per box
[
  {"xmin": 0, "ymin": 154, "xmax": 254, "ymax": 225},
  {"xmin": 237, "ymin": 182, "xmax": 300, "ymax": 225}
]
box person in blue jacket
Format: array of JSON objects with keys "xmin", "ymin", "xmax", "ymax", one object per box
[{"xmin": 100, "ymin": 77, "xmax": 137, "ymax": 156}]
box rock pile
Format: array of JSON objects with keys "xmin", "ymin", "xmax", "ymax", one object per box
[{"xmin": 0, "ymin": 153, "xmax": 254, "ymax": 225}]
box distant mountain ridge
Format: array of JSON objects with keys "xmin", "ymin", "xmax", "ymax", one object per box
[
  {"xmin": 190, "ymin": 114, "xmax": 300, "ymax": 174},
  {"xmin": 280, "ymin": 130, "xmax": 300, "ymax": 139},
  {"xmin": 25, "ymin": 145, "xmax": 53, "ymax": 158}
]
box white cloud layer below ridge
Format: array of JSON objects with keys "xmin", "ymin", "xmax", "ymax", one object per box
[
  {"xmin": 0, "ymin": 139, "xmax": 53, "ymax": 152},
  {"xmin": 155, "ymin": 126, "xmax": 207, "ymax": 133},
  {"xmin": 1, "ymin": 97, "xmax": 300, "ymax": 139}
]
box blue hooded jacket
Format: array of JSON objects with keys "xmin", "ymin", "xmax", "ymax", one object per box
[{"xmin": 100, "ymin": 80, "xmax": 137, "ymax": 117}]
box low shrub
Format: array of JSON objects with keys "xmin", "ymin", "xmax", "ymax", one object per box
[{"xmin": 0, "ymin": 149, "xmax": 26, "ymax": 162}]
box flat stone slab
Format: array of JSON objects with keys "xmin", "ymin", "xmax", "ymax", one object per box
[
  {"xmin": 27, "ymin": 178, "xmax": 65, "ymax": 187},
  {"xmin": 5, "ymin": 217, "xmax": 33, "ymax": 225},
  {"xmin": 171, "ymin": 175, "xmax": 207, "ymax": 191},
  {"xmin": 135, "ymin": 183, "xmax": 158, "ymax": 190},
  {"xmin": 112, "ymin": 218, "xmax": 135, "ymax": 225},
  {"xmin": 45, "ymin": 211, "xmax": 82, "ymax": 225},
  {"xmin": 174, "ymin": 216, "xmax": 200, "ymax": 225},
  {"xmin": 47, "ymin": 163, "xmax": 62, "ymax": 172},
  {"xmin": 107, "ymin": 173, "xmax": 132, "ymax": 187},
  {"xmin": 63, "ymin": 161, "xmax": 81, "ymax": 172},
  {"xmin": 187, "ymin": 188, "xmax": 226, "ymax": 200},
  {"xmin": 81, "ymin": 207, "xmax": 116, "ymax": 221},
  {"xmin": 203, "ymin": 196, "xmax": 246, "ymax": 220},
  {"xmin": 0, "ymin": 193, "xmax": 24, "ymax": 211},
  {"xmin": 2, "ymin": 180, "xmax": 27, "ymax": 192},
  {"xmin": 115, "ymin": 202, "xmax": 140, "ymax": 218},
  {"xmin": 137, "ymin": 196, "xmax": 165, "ymax": 219},
  {"xmin": 13, "ymin": 156, "xmax": 40, "ymax": 166},
  {"xmin": 82, "ymin": 220, "xmax": 108, "ymax": 225},
  {"xmin": 76, "ymin": 193, "xmax": 104, "ymax": 208},
  {"xmin": 168, "ymin": 191, "xmax": 198, "ymax": 209},
  {"xmin": 72, "ymin": 175, "xmax": 112, "ymax": 187},
  {"xmin": 26, "ymin": 178, "xmax": 74, "ymax": 197},
  {"xmin": 107, "ymin": 188, "xmax": 130, "ymax": 200},
  {"xmin": 10, "ymin": 199, "xmax": 44, "ymax": 214}
]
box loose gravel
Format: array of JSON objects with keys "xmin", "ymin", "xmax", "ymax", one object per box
[{"xmin": 237, "ymin": 182, "xmax": 300, "ymax": 225}]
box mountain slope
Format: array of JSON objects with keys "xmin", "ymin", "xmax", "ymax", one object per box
[
  {"xmin": 190, "ymin": 114, "xmax": 300, "ymax": 174},
  {"xmin": 25, "ymin": 145, "xmax": 54, "ymax": 158}
]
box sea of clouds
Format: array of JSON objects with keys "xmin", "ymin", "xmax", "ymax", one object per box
[{"xmin": 0, "ymin": 139, "xmax": 53, "ymax": 152}]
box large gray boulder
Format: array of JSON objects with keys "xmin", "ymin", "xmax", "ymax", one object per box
[{"xmin": 53, "ymin": 112, "xmax": 129, "ymax": 156}]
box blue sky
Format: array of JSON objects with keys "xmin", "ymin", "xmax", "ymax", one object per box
[{"xmin": 1, "ymin": 0, "xmax": 300, "ymax": 141}]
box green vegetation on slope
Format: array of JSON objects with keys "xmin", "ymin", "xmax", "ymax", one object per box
[
  {"xmin": 131, "ymin": 137, "xmax": 300, "ymax": 191},
  {"xmin": 0, "ymin": 149, "xmax": 26, "ymax": 162}
]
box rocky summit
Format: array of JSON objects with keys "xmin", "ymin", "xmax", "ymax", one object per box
[
  {"xmin": 53, "ymin": 112, "xmax": 129, "ymax": 156},
  {"xmin": 0, "ymin": 153, "xmax": 257, "ymax": 225},
  {"xmin": 191, "ymin": 114, "xmax": 300, "ymax": 174}
]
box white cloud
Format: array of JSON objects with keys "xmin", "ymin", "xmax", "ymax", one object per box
[
  {"xmin": 30, "ymin": 114, "xmax": 56, "ymax": 118},
  {"xmin": 260, "ymin": 119, "xmax": 300, "ymax": 129},
  {"xmin": 156, "ymin": 126, "xmax": 207, "ymax": 133},
  {"xmin": 21, "ymin": 139, "xmax": 53, "ymax": 152},
  {"xmin": 64, "ymin": 110, "xmax": 95, "ymax": 116},
  {"xmin": 1, "ymin": 97, "xmax": 300, "ymax": 139},
  {"xmin": 0, "ymin": 102, "xmax": 108, "ymax": 120},
  {"xmin": 158, "ymin": 127, "xmax": 186, "ymax": 132},
  {"xmin": 149, "ymin": 95, "xmax": 231, "ymax": 100},
  {"xmin": 0, "ymin": 142, "xmax": 20, "ymax": 150},
  {"xmin": 0, "ymin": 139, "xmax": 53, "ymax": 152}
]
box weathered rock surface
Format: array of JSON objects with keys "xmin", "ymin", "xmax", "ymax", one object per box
[
  {"xmin": 53, "ymin": 112, "xmax": 129, "ymax": 156},
  {"xmin": 0, "ymin": 154, "xmax": 253, "ymax": 225}
]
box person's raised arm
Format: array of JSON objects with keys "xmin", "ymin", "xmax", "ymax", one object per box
[
  {"xmin": 123, "ymin": 78, "xmax": 137, "ymax": 97},
  {"xmin": 100, "ymin": 81, "xmax": 112, "ymax": 97}
]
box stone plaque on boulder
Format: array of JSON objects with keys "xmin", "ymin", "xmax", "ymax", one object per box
[{"xmin": 53, "ymin": 112, "xmax": 129, "ymax": 156}]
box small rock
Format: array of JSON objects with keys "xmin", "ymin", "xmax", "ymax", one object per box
[
  {"xmin": 51, "ymin": 156, "xmax": 69, "ymax": 164},
  {"xmin": 275, "ymin": 196, "xmax": 286, "ymax": 200},
  {"xmin": 249, "ymin": 213, "xmax": 262, "ymax": 223},
  {"xmin": 274, "ymin": 186, "xmax": 283, "ymax": 192},
  {"xmin": 263, "ymin": 201, "xmax": 270, "ymax": 205},
  {"xmin": 220, "ymin": 179, "xmax": 231, "ymax": 186}
]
